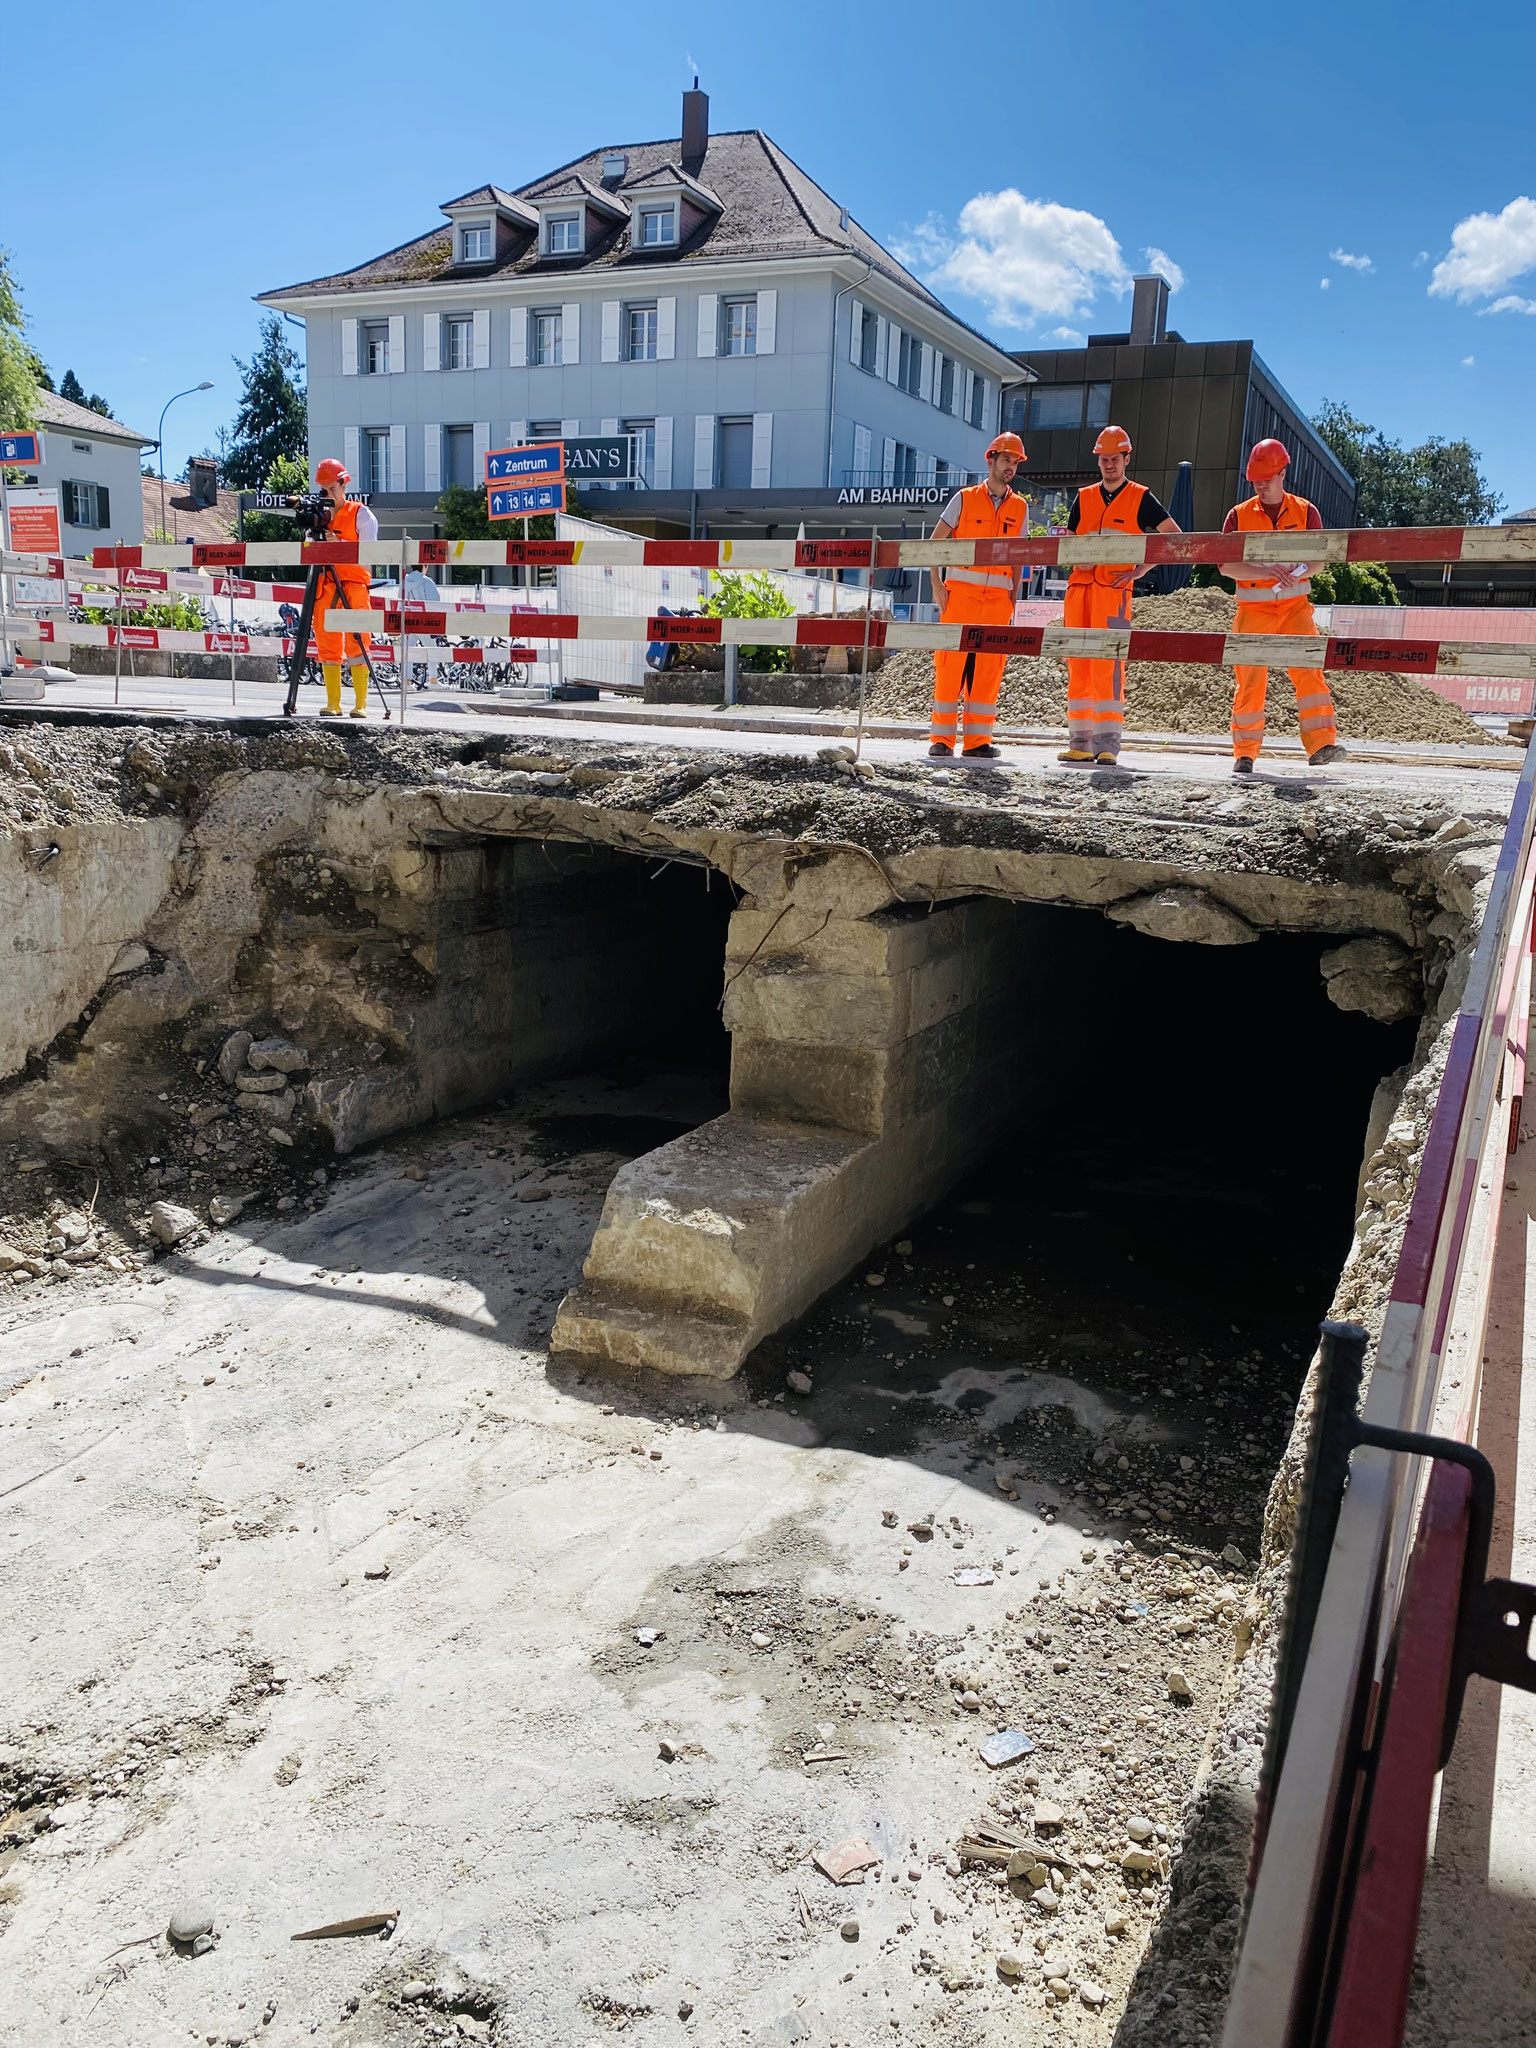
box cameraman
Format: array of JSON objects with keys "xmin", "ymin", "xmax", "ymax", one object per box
[{"xmin": 312, "ymin": 457, "xmax": 378, "ymax": 718}]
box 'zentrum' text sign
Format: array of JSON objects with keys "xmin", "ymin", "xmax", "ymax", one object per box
[{"xmin": 486, "ymin": 440, "xmax": 566, "ymax": 520}]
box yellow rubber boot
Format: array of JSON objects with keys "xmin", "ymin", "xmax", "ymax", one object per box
[
  {"xmin": 349, "ymin": 662, "xmax": 368, "ymax": 716},
  {"xmin": 321, "ymin": 662, "xmax": 343, "ymax": 715}
]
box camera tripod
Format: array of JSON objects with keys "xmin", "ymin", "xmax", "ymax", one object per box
[{"xmin": 280, "ymin": 557, "xmax": 385, "ymax": 719}]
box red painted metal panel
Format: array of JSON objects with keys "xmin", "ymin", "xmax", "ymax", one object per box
[
  {"xmin": 643, "ymin": 541, "xmax": 723, "ymax": 568},
  {"xmin": 1347, "ymin": 527, "xmax": 1465, "ymax": 564},
  {"xmin": 1324, "ymin": 1462, "xmax": 1470, "ymax": 2048},
  {"xmin": 1126, "ymin": 630, "xmax": 1227, "ymax": 664},
  {"xmin": 796, "ymin": 617, "xmax": 891, "ymax": 647}
]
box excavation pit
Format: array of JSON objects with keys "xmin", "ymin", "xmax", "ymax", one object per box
[{"xmin": 0, "ymin": 713, "xmax": 1512, "ymax": 2045}]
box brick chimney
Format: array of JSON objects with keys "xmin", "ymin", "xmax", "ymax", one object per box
[{"xmin": 682, "ymin": 79, "xmax": 709, "ymax": 168}]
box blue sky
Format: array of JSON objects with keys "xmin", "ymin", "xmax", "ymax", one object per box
[{"xmin": 9, "ymin": 0, "xmax": 1534, "ymax": 511}]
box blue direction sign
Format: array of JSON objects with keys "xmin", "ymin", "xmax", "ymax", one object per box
[
  {"xmin": 486, "ymin": 441, "xmax": 563, "ymax": 484},
  {"xmin": 0, "ymin": 430, "xmax": 42, "ymax": 465},
  {"xmin": 489, "ymin": 480, "xmax": 566, "ymax": 520}
]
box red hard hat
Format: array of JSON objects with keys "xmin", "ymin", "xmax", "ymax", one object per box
[
  {"xmin": 987, "ymin": 431, "xmax": 1026, "ymax": 461},
  {"xmin": 1246, "ymin": 438, "xmax": 1290, "ymax": 481},
  {"xmin": 315, "ymin": 457, "xmax": 350, "ymax": 486},
  {"xmin": 1093, "ymin": 426, "xmax": 1132, "ymax": 456}
]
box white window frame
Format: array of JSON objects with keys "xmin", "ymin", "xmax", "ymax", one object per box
[
  {"xmin": 637, "ymin": 204, "xmax": 678, "ymax": 248},
  {"xmin": 623, "ymin": 417, "xmax": 656, "ymax": 488},
  {"xmin": 545, "ymin": 211, "xmax": 583, "ymax": 255},
  {"xmin": 532, "ymin": 309, "xmax": 562, "ymax": 367},
  {"xmin": 722, "ymin": 296, "xmax": 758, "ymax": 357},
  {"xmin": 459, "ymin": 220, "xmax": 492, "ymax": 262},
  {"xmin": 445, "ymin": 316, "xmax": 474, "ymax": 371},
  {"xmin": 626, "ymin": 303, "xmax": 659, "ymax": 362},
  {"xmin": 364, "ymin": 322, "xmax": 390, "ymax": 375},
  {"xmin": 366, "ymin": 429, "xmax": 390, "ymax": 495}
]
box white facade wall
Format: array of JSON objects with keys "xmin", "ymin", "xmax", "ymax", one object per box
[
  {"xmin": 37, "ymin": 424, "xmax": 146, "ymax": 546},
  {"xmin": 298, "ymin": 264, "xmax": 1007, "ymax": 503}
]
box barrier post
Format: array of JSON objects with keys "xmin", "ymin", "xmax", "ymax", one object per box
[
  {"xmin": 397, "ymin": 536, "xmax": 407, "ymax": 727},
  {"xmin": 227, "ymin": 570, "xmax": 238, "ymax": 708},
  {"xmin": 853, "ymin": 527, "xmax": 878, "ymax": 763}
]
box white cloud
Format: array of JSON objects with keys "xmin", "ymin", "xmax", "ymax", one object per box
[
  {"xmin": 1044, "ymin": 326, "xmax": 1087, "ymax": 344},
  {"xmin": 1462, "ymin": 355, "xmax": 1476, "ymax": 366},
  {"xmin": 1482, "ymin": 293, "xmax": 1536, "ymax": 315},
  {"xmin": 1320, "ymin": 277, "xmax": 1331, "ymax": 290},
  {"xmin": 1142, "ymin": 246, "xmax": 1185, "ymax": 291},
  {"xmin": 1429, "ymin": 196, "xmax": 1536, "ymax": 300},
  {"xmin": 1413, "ymin": 250, "xmax": 1430, "ymax": 267},
  {"xmin": 1329, "ymin": 248, "xmax": 1374, "ymax": 272},
  {"xmin": 896, "ymin": 191, "xmax": 1128, "ymax": 326}
]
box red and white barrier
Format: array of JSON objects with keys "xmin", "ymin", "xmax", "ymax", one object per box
[
  {"xmin": 84, "ymin": 522, "xmax": 1536, "ymax": 576},
  {"xmin": 324, "ymin": 604, "xmax": 1536, "ymax": 683}
]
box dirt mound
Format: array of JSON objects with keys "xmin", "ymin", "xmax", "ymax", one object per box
[{"xmin": 865, "ymin": 587, "xmax": 1503, "ymax": 749}]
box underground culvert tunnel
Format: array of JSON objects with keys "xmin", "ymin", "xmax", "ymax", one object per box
[{"xmin": 740, "ymin": 900, "xmax": 1419, "ymax": 1555}]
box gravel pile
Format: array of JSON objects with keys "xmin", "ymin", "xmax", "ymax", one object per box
[{"xmin": 865, "ymin": 588, "xmax": 1504, "ymax": 748}]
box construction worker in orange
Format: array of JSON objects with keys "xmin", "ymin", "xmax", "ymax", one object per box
[
  {"xmin": 312, "ymin": 458, "xmax": 378, "ymax": 718},
  {"xmin": 1224, "ymin": 439, "xmax": 1346, "ymax": 774},
  {"xmin": 928, "ymin": 433, "xmax": 1028, "ymax": 760},
  {"xmin": 1060, "ymin": 426, "xmax": 1181, "ymax": 764}
]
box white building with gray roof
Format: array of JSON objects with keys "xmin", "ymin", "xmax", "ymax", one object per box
[{"xmin": 257, "ymin": 87, "xmax": 1027, "ymax": 540}]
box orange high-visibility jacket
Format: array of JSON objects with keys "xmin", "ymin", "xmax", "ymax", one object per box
[
  {"xmin": 941, "ymin": 483, "xmax": 1027, "ymax": 611},
  {"xmin": 326, "ymin": 497, "xmax": 373, "ymax": 590},
  {"xmin": 1229, "ymin": 491, "xmax": 1317, "ymax": 596},
  {"xmin": 1067, "ymin": 480, "xmax": 1147, "ymax": 589}
]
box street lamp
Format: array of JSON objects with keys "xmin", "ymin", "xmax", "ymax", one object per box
[{"xmin": 157, "ymin": 382, "xmax": 214, "ymax": 541}]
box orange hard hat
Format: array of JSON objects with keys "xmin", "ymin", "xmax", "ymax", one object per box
[
  {"xmin": 1093, "ymin": 426, "xmax": 1132, "ymax": 456},
  {"xmin": 986, "ymin": 431, "xmax": 1026, "ymax": 462},
  {"xmin": 315, "ymin": 458, "xmax": 350, "ymax": 486},
  {"xmin": 1246, "ymin": 437, "xmax": 1291, "ymax": 481}
]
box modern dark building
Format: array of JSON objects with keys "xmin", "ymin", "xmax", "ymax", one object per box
[{"xmin": 1005, "ymin": 274, "xmax": 1356, "ymax": 534}]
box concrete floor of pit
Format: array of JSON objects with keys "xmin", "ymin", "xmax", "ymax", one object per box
[{"xmin": 0, "ymin": 1038, "xmax": 1377, "ymax": 2048}]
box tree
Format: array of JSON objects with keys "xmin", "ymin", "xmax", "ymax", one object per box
[
  {"xmin": 701, "ymin": 569, "xmax": 796, "ymax": 670},
  {"xmin": 220, "ymin": 314, "xmax": 306, "ymax": 488},
  {"xmin": 1309, "ymin": 560, "xmax": 1401, "ymax": 606},
  {"xmin": 59, "ymin": 368, "xmax": 112, "ymax": 416},
  {"xmin": 1312, "ymin": 400, "xmax": 1503, "ymax": 527},
  {"xmin": 0, "ymin": 249, "xmax": 39, "ymax": 433}
]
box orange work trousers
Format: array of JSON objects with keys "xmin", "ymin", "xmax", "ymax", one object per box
[
  {"xmin": 1064, "ymin": 578, "xmax": 1132, "ymax": 757},
  {"xmin": 930, "ymin": 592, "xmax": 1012, "ymax": 750},
  {"xmin": 1230, "ymin": 595, "xmax": 1337, "ymax": 761},
  {"xmin": 314, "ymin": 569, "xmax": 373, "ymax": 664}
]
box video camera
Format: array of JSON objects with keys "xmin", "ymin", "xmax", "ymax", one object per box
[{"xmin": 285, "ymin": 492, "xmax": 335, "ymax": 537}]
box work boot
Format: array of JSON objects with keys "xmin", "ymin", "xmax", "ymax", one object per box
[
  {"xmin": 928, "ymin": 742, "xmax": 953, "ymax": 758},
  {"xmin": 348, "ymin": 708, "xmax": 366, "ymax": 718},
  {"xmin": 1095, "ymin": 752, "xmax": 1118, "ymax": 766},
  {"xmin": 1058, "ymin": 749, "xmax": 1094, "ymax": 764},
  {"xmin": 962, "ymin": 744, "xmax": 1001, "ymax": 761},
  {"xmin": 1308, "ymin": 743, "xmax": 1348, "ymax": 766},
  {"xmin": 1232, "ymin": 756, "xmax": 1254, "ymax": 775},
  {"xmin": 317, "ymin": 707, "xmax": 342, "ymax": 718}
]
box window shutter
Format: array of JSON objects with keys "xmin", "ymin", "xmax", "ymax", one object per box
[
  {"xmin": 874, "ymin": 316, "xmax": 887, "ymax": 381},
  {"xmin": 507, "ymin": 419, "xmax": 527, "ymax": 447},
  {"xmin": 653, "ymin": 416, "xmax": 673, "ymax": 489},
  {"xmin": 693, "ymin": 414, "xmax": 715, "ymax": 487},
  {"xmin": 423, "ymin": 424, "xmax": 441, "ymax": 495},
  {"xmin": 600, "ymin": 416, "xmax": 619, "ymax": 434},
  {"xmin": 472, "ymin": 308, "xmax": 490, "ymax": 370},
  {"xmin": 852, "ymin": 422, "xmax": 871, "ymax": 477},
  {"xmin": 341, "ymin": 318, "xmax": 358, "ymax": 376},
  {"xmin": 881, "ymin": 435, "xmax": 896, "ymax": 484},
  {"xmin": 560, "ymin": 303, "xmax": 580, "ymax": 365},
  {"xmin": 388, "ymin": 314, "xmax": 406, "ymax": 373},
  {"xmin": 508, "ymin": 309, "xmax": 527, "ymax": 368},
  {"xmin": 886, "ymin": 324, "xmax": 901, "ymax": 384},
  {"xmin": 751, "ymin": 412, "xmax": 773, "ymax": 488},
  {"xmin": 920, "ymin": 450, "xmax": 937, "ymax": 483},
  {"xmin": 343, "ymin": 426, "xmax": 359, "ymax": 479},
  {"xmin": 919, "ymin": 343, "xmax": 933, "ymax": 404},
  {"xmin": 96, "ymin": 483, "xmax": 110, "ymax": 531},
  {"xmin": 422, "ymin": 314, "xmax": 440, "ymax": 372},
  {"xmin": 849, "ymin": 300, "xmax": 863, "ymax": 366},
  {"xmin": 964, "ymin": 368, "xmax": 975, "ymax": 423},
  {"xmin": 755, "ymin": 289, "xmax": 776, "ymax": 356},
  {"xmin": 601, "ymin": 301, "xmax": 621, "ymax": 362},
  {"xmin": 656, "ymin": 296, "xmax": 676, "ymax": 360},
  {"xmin": 977, "ymin": 376, "xmax": 991, "ymax": 429},
  {"xmin": 389, "ymin": 423, "xmax": 407, "ymax": 491},
  {"xmin": 559, "ymin": 419, "xmax": 579, "ymax": 442},
  {"xmin": 472, "ymin": 422, "xmax": 490, "ymax": 488},
  {"xmin": 696, "ymin": 293, "xmax": 718, "ymax": 358}
]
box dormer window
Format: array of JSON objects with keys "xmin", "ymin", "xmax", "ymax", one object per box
[
  {"xmin": 638, "ymin": 204, "xmax": 677, "ymax": 248},
  {"xmin": 459, "ymin": 220, "xmax": 492, "ymax": 262},
  {"xmin": 546, "ymin": 212, "xmax": 583, "ymax": 255}
]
